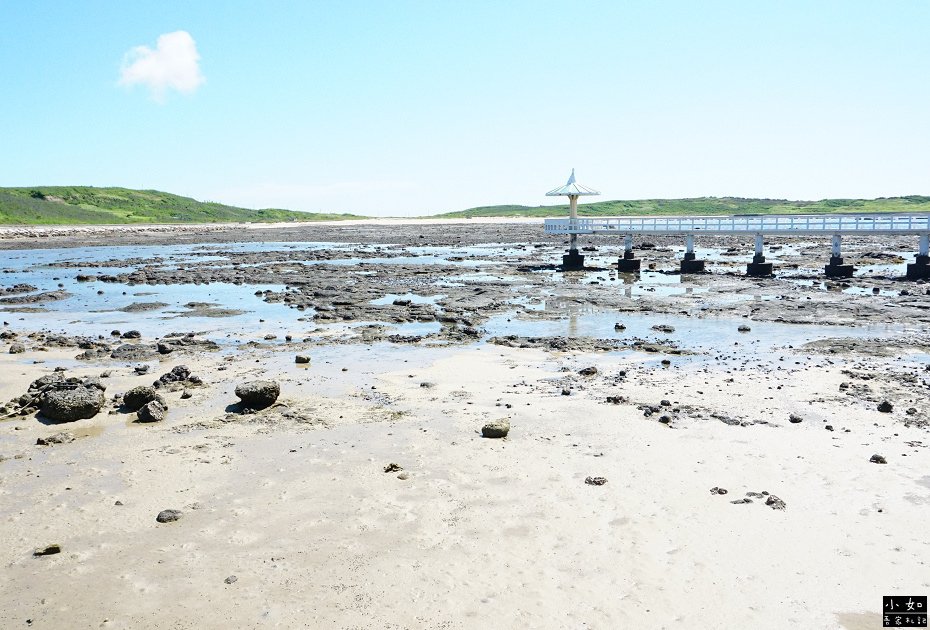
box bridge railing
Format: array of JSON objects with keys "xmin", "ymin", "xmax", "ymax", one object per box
[{"xmin": 543, "ymin": 214, "xmax": 930, "ymax": 235}]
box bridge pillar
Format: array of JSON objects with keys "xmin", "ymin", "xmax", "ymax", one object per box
[
  {"xmin": 617, "ymin": 234, "xmax": 641, "ymax": 272},
  {"xmin": 824, "ymin": 234, "xmax": 855, "ymax": 278},
  {"xmin": 906, "ymin": 233, "xmax": 930, "ymax": 279},
  {"xmin": 746, "ymin": 233, "xmax": 774, "ymax": 276},
  {"xmin": 562, "ymin": 250, "xmax": 584, "ymax": 270},
  {"xmin": 680, "ymin": 234, "xmax": 705, "ymax": 273}
]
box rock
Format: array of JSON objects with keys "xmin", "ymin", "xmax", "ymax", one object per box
[
  {"xmin": 584, "ymin": 476, "xmax": 608, "ymax": 486},
  {"xmin": 33, "ymin": 544, "xmax": 61, "ymax": 557},
  {"xmin": 36, "ymin": 432, "xmax": 75, "ymax": 446},
  {"xmin": 156, "ymin": 365, "xmax": 191, "ymax": 386},
  {"xmin": 156, "ymin": 509, "xmax": 182, "ymax": 523},
  {"xmin": 660, "ymin": 359, "xmax": 671, "ymax": 366},
  {"xmin": 788, "ymin": 413, "xmax": 803, "ymax": 423},
  {"xmin": 119, "ymin": 302, "xmax": 166, "ymax": 312},
  {"xmin": 658, "ymin": 415, "xmax": 671, "ymax": 424},
  {"xmin": 660, "ymin": 399, "xmax": 671, "ymax": 406},
  {"xmin": 111, "ymin": 343, "xmax": 157, "ymax": 361},
  {"xmin": 710, "ymin": 487, "xmax": 728, "ymax": 495},
  {"xmin": 295, "ymin": 355, "xmax": 311, "ymax": 364},
  {"xmin": 652, "ymin": 324, "xmax": 675, "ymax": 333},
  {"xmin": 825, "ymin": 424, "xmax": 834, "ymax": 431},
  {"xmin": 156, "ymin": 342, "xmax": 174, "ymax": 355},
  {"xmin": 731, "ymin": 498, "xmax": 753, "ymax": 504},
  {"xmin": 384, "ymin": 463, "xmax": 403, "ymax": 473},
  {"xmin": 121, "ymin": 330, "xmax": 141, "ymax": 339},
  {"xmin": 397, "ymin": 472, "xmax": 410, "ymax": 480},
  {"xmin": 9, "ymin": 343, "xmax": 25, "ymax": 354},
  {"xmin": 224, "ymin": 575, "xmax": 238, "ymax": 585},
  {"xmin": 83, "ymin": 377, "xmax": 105, "ymax": 392},
  {"xmin": 877, "ymin": 401, "xmax": 893, "ymax": 413},
  {"xmin": 419, "ymin": 382, "xmax": 435, "ymax": 389},
  {"xmin": 561, "ymin": 388, "xmax": 571, "ymax": 396},
  {"xmin": 40, "ymin": 385, "xmax": 105, "ymax": 422},
  {"xmin": 613, "ymin": 323, "xmax": 626, "ymax": 331},
  {"xmin": 869, "ymin": 453, "xmax": 887, "ymax": 464},
  {"xmin": 235, "ymin": 380, "xmax": 280, "ymax": 409},
  {"xmin": 481, "ymin": 418, "xmax": 510, "ymax": 438},
  {"xmin": 737, "ymin": 325, "xmax": 751, "ymax": 332},
  {"xmin": 136, "ymin": 400, "xmax": 167, "ymax": 423},
  {"xmin": 906, "ymin": 407, "xmax": 917, "ymax": 415},
  {"xmin": 578, "ymin": 366, "xmax": 598, "ymax": 376},
  {"xmin": 122, "ymin": 385, "xmax": 158, "ymax": 412},
  {"xmin": 765, "ymin": 495, "xmax": 787, "ymax": 510},
  {"xmin": 180, "ymin": 389, "xmax": 192, "ymax": 399}
]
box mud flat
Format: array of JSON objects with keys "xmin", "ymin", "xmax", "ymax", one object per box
[{"xmin": 1, "ymin": 220, "xmax": 928, "ymax": 629}]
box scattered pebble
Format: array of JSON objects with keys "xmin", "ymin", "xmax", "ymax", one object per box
[
  {"xmin": 33, "ymin": 544, "xmax": 61, "ymax": 557},
  {"xmin": 156, "ymin": 509, "xmax": 183, "ymax": 523},
  {"xmin": 481, "ymin": 419, "xmax": 510, "ymax": 438},
  {"xmin": 36, "ymin": 432, "xmax": 75, "ymax": 446},
  {"xmin": 765, "ymin": 495, "xmax": 787, "ymax": 510}
]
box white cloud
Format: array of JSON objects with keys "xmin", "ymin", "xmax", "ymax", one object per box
[{"xmin": 119, "ymin": 31, "xmax": 204, "ymax": 101}]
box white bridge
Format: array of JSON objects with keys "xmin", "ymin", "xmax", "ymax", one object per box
[
  {"xmin": 544, "ymin": 214, "xmax": 930, "ymax": 236},
  {"xmin": 543, "ymin": 213, "xmax": 930, "ymax": 278}
]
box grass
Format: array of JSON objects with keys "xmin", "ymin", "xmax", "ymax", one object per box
[
  {"xmin": 3, "ymin": 186, "xmax": 928, "ymax": 225},
  {"xmin": 433, "ymin": 196, "xmax": 930, "ymax": 218},
  {"xmin": 0, "ymin": 186, "xmax": 367, "ymax": 225}
]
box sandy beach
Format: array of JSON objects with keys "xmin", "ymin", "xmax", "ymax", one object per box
[{"xmin": 1, "ymin": 221, "xmax": 928, "ymax": 629}]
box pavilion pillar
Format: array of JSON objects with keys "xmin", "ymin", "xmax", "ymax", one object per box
[
  {"xmin": 824, "ymin": 234, "xmax": 855, "ymax": 278},
  {"xmin": 562, "ymin": 193, "xmax": 585, "ymax": 270},
  {"xmin": 747, "ymin": 233, "xmax": 774, "ymax": 276}
]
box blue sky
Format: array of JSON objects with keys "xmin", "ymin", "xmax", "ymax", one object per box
[{"xmin": 1, "ymin": 1, "xmax": 928, "ymax": 216}]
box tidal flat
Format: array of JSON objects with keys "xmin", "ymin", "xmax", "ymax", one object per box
[{"xmin": 1, "ymin": 220, "xmax": 928, "ymax": 629}]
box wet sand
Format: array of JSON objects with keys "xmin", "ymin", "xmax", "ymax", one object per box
[{"xmin": 1, "ymin": 220, "xmax": 928, "ymax": 629}]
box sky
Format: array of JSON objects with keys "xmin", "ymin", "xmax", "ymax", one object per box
[{"xmin": 1, "ymin": 1, "xmax": 928, "ymax": 216}]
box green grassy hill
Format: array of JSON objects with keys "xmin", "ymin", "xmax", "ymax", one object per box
[
  {"xmin": 4, "ymin": 186, "xmax": 929, "ymax": 225},
  {"xmin": 0, "ymin": 186, "xmax": 366, "ymax": 224},
  {"xmin": 434, "ymin": 196, "xmax": 930, "ymax": 218}
]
